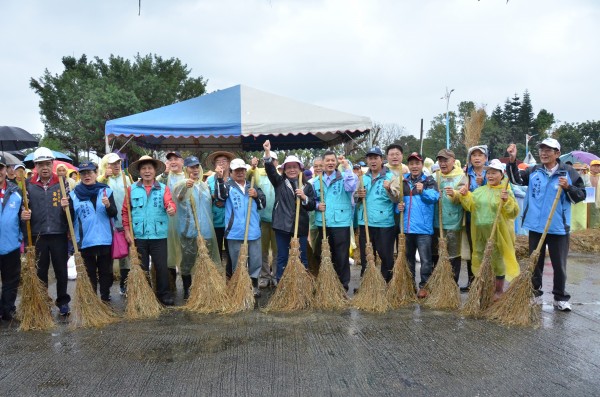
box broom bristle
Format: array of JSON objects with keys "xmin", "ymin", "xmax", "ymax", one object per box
[
  {"xmin": 464, "ymin": 108, "xmax": 486, "ymax": 149},
  {"xmin": 223, "ymin": 243, "xmax": 255, "ymax": 313},
  {"xmin": 70, "ymin": 252, "xmax": 119, "ymax": 328},
  {"xmin": 386, "ymin": 234, "xmax": 417, "ymax": 308},
  {"xmin": 124, "ymin": 247, "xmax": 163, "ymax": 320},
  {"xmin": 461, "ymin": 238, "xmax": 496, "ymax": 317},
  {"xmin": 265, "ymin": 238, "xmax": 314, "ymax": 312},
  {"xmin": 353, "ymin": 244, "xmax": 390, "ymax": 313},
  {"xmin": 423, "ymin": 238, "xmax": 460, "ymax": 310},
  {"xmin": 485, "ymin": 251, "xmax": 541, "ymax": 327},
  {"xmin": 313, "ymin": 239, "xmax": 348, "ymax": 311},
  {"xmin": 182, "ymin": 236, "xmax": 230, "ymax": 314},
  {"xmin": 17, "ymin": 247, "xmax": 55, "ymax": 331},
  {"xmin": 353, "ymin": 230, "xmax": 361, "ymax": 267}
]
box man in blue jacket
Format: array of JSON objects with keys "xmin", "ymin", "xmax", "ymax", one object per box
[
  {"xmin": 356, "ymin": 147, "xmax": 396, "ymax": 282},
  {"xmin": 0, "ymin": 155, "xmax": 23, "ymax": 322},
  {"xmin": 506, "ymin": 138, "xmax": 586, "ymax": 311},
  {"xmin": 393, "ymin": 152, "xmax": 439, "ymax": 296},
  {"xmin": 217, "ymin": 158, "xmax": 266, "ymax": 297},
  {"xmin": 312, "ymin": 150, "xmax": 357, "ymax": 291}
]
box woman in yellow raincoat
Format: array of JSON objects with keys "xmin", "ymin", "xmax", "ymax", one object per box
[{"xmin": 453, "ymin": 159, "xmax": 520, "ymax": 300}]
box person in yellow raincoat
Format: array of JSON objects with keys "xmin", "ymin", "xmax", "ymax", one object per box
[{"xmin": 453, "ymin": 159, "xmax": 520, "ymax": 300}]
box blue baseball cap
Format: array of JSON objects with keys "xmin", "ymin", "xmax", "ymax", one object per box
[
  {"xmin": 78, "ymin": 161, "xmax": 97, "ymax": 172},
  {"xmin": 366, "ymin": 147, "xmax": 383, "ymax": 157},
  {"xmin": 184, "ymin": 156, "xmax": 200, "ymax": 167}
]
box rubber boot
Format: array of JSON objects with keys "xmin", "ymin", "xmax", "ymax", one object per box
[
  {"xmin": 182, "ymin": 275, "xmax": 192, "ymax": 300},
  {"xmin": 168, "ymin": 268, "xmax": 177, "ymax": 293},
  {"xmin": 120, "ymin": 268, "xmax": 130, "ymax": 295},
  {"xmin": 494, "ymin": 278, "xmax": 505, "ymax": 302}
]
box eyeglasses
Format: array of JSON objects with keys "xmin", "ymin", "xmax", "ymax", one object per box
[{"xmin": 538, "ymin": 148, "xmax": 556, "ymax": 154}]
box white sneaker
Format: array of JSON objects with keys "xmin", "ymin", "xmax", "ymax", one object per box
[{"xmin": 553, "ymin": 300, "xmax": 572, "ymax": 311}]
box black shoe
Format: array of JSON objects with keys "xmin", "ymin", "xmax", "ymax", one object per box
[
  {"xmin": 183, "ymin": 289, "xmax": 190, "ymax": 300},
  {"xmin": 460, "ymin": 285, "xmax": 470, "ymax": 293},
  {"xmin": 160, "ymin": 297, "xmax": 175, "ymax": 306}
]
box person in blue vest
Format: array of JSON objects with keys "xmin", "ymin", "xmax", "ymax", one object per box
[
  {"xmin": 0, "ymin": 155, "xmax": 23, "ymax": 322},
  {"xmin": 392, "ymin": 152, "xmax": 439, "ymax": 295},
  {"xmin": 506, "ymin": 138, "xmax": 586, "ymax": 311},
  {"xmin": 312, "ymin": 150, "xmax": 357, "ymax": 291},
  {"xmin": 216, "ymin": 158, "xmax": 266, "ymax": 297},
  {"xmin": 69, "ymin": 162, "xmax": 118, "ymax": 302},
  {"xmin": 355, "ymin": 147, "xmax": 396, "ymax": 282},
  {"xmin": 205, "ymin": 151, "xmax": 235, "ymax": 278},
  {"xmin": 122, "ymin": 155, "xmax": 177, "ymax": 306}
]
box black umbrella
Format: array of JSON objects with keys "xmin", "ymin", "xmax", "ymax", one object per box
[{"xmin": 0, "ymin": 126, "xmax": 39, "ymax": 151}]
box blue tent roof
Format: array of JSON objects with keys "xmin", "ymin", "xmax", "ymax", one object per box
[{"xmin": 105, "ymin": 85, "xmax": 371, "ymax": 151}]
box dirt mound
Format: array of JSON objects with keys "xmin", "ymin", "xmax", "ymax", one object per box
[{"xmin": 515, "ymin": 229, "xmax": 600, "ymax": 259}]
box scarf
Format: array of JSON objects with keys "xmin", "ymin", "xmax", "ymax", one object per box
[{"xmin": 74, "ymin": 182, "xmax": 108, "ymax": 201}]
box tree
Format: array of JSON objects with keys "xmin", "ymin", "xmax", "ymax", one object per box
[
  {"xmin": 30, "ymin": 54, "xmax": 207, "ymax": 163},
  {"xmin": 517, "ymin": 90, "xmax": 534, "ymax": 136},
  {"xmin": 341, "ymin": 122, "xmax": 407, "ymax": 162},
  {"xmin": 534, "ymin": 109, "xmax": 555, "ymax": 136},
  {"xmin": 422, "ymin": 112, "xmax": 465, "ymax": 160}
]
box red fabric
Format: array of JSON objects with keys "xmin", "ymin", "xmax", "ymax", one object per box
[{"xmin": 29, "ymin": 172, "xmax": 60, "ymax": 187}]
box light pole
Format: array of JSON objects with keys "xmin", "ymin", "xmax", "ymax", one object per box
[
  {"xmin": 442, "ymin": 87, "xmax": 455, "ymax": 149},
  {"xmin": 525, "ymin": 133, "xmax": 537, "ymax": 155}
]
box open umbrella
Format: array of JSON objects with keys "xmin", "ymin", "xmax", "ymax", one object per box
[
  {"xmin": 0, "ymin": 151, "xmax": 24, "ymax": 166},
  {"xmin": 559, "ymin": 151, "xmax": 600, "ymax": 165},
  {"xmin": 24, "ymin": 151, "xmax": 73, "ymax": 168},
  {"xmin": 0, "ymin": 126, "xmax": 39, "ymax": 151}
]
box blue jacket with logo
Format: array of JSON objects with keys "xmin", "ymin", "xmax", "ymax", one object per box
[
  {"xmin": 398, "ymin": 173, "xmax": 439, "ymax": 235},
  {"xmin": 312, "ymin": 170, "xmax": 357, "ymax": 228},
  {"xmin": 130, "ymin": 182, "xmax": 169, "ymax": 239},
  {"xmin": 0, "ymin": 182, "xmax": 23, "ymax": 255},
  {"xmin": 70, "ymin": 187, "xmax": 117, "ymax": 249},
  {"xmin": 507, "ymin": 161, "xmax": 586, "ymax": 235},
  {"xmin": 217, "ymin": 179, "xmax": 266, "ymax": 241},
  {"xmin": 356, "ymin": 167, "xmax": 395, "ymax": 228}
]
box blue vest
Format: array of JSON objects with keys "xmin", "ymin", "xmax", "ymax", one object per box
[
  {"xmin": 70, "ymin": 188, "xmax": 113, "ymax": 249},
  {"xmin": 207, "ymin": 174, "xmax": 227, "ymax": 228},
  {"xmin": 130, "ymin": 182, "xmax": 169, "ymax": 239},
  {"xmin": 313, "ymin": 173, "xmax": 354, "ymax": 228},
  {"xmin": 0, "ymin": 186, "xmax": 23, "ymax": 255},
  {"xmin": 224, "ymin": 182, "xmax": 261, "ymax": 241},
  {"xmin": 357, "ymin": 168, "xmax": 395, "ymax": 228}
]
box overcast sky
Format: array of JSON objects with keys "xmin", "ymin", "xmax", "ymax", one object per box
[{"xmin": 1, "ymin": 0, "xmax": 598, "ymax": 141}]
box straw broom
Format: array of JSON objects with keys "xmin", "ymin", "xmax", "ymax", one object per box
[
  {"xmin": 122, "ymin": 172, "xmax": 163, "ymax": 320},
  {"xmin": 265, "ymin": 176, "xmax": 315, "ymax": 312},
  {"xmin": 464, "ymin": 108, "xmax": 486, "ymax": 150},
  {"xmin": 313, "ymin": 175, "xmax": 348, "ymax": 310},
  {"xmin": 224, "ymin": 176, "xmax": 256, "ymax": 313},
  {"xmin": 58, "ymin": 177, "xmax": 118, "ymax": 328},
  {"xmin": 16, "ymin": 181, "xmax": 55, "ymax": 331},
  {"xmin": 353, "ymin": 174, "xmax": 390, "ymax": 313},
  {"xmin": 181, "ymin": 178, "xmax": 229, "ymax": 314},
  {"xmin": 461, "ymin": 177, "xmax": 510, "ymax": 317},
  {"xmin": 485, "ymin": 187, "xmax": 563, "ymax": 327},
  {"xmin": 423, "ymin": 171, "xmax": 460, "ymax": 310},
  {"xmin": 386, "ymin": 175, "xmax": 417, "ymax": 308}
]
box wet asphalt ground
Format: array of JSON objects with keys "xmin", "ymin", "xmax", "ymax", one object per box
[{"xmin": 1, "ymin": 254, "xmax": 599, "ymax": 397}]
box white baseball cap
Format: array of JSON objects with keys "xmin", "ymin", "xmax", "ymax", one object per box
[
  {"xmin": 537, "ymin": 138, "xmax": 561, "ymax": 151},
  {"xmin": 230, "ymin": 158, "xmax": 247, "ymax": 170},
  {"xmin": 484, "ymin": 159, "xmax": 506, "ymax": 173}
]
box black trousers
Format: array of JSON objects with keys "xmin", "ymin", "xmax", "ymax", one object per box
[
  {"xmin": 359, "ymin": 225, "xmax": 396, "ymax": 282},
  {"xmin": 214, "ymin": 227, "xmax": 233, "ymax": 278},
  {"xmin": 135, "ymin": 238, "xmax": 170, "ymax": 301},
  {"xmin": 35, "ymin": 234, "xmax": 71, "ymax": 307},
  {"xmin": 529, "ymin": 231, "xmax": 570, "ymax": 301},
  {"xmin": 0, "ymin": 248, "xmax": 21, "ymax": 318},
  {"xmin": 81, "ymin": 245, "xmax": 113, "ymax": 301},
  {"xmin": 315, "ymin": 226, "xmax": 351, "ymax": 290}
]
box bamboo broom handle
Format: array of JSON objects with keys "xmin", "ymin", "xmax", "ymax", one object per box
[
  {"xmin": 243, "ymin": 176, "xmax": 256, "ymax": 244},
  {"xmin": 58, "ymin": 177, "xmax": 80, "ymax": 256},
  {"xmin": 437, "ymin": 170, "xmax": 444, "ymax": 240},
  {"xmin": 533, "ymin": 186, "xmax": 563, "ymax": 253},
  {"xmin": 360, "ymin": 174, "xmax": 370, "ymax": 245},
  {"xmin": 320, "ymin": 175, "xmax": 326, "ymax": 237},
  {"xmin": 183, "ymin": 169, "xmax": 202, "ymax": 238},
  {"xmin": 398, "ymin": 174, "xmax": 404, "ymax": 236},
  {"xmin": 293, "ymin": 176, "xmax": 303, "ymax": 239},
  {"xmin": 121, "ymin": 171, "xmax": 135, "ymax": 240},
  {"xmin": 20, "ymin": 180, "xmax": 33, "ymax": 247},
  {"xmin": 488, "ymin": 177, "xmax": 511, "ymax": 240}
]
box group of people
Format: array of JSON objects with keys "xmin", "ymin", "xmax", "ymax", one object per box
[{"xmin": 0, "ymin": 136, "xmax": 586, "ymax": 322}]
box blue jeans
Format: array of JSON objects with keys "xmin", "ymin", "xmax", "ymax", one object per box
[
  {"xmin": 274, "ymin": 231, "xmax": 308, "ymax": 280},
  {"xmin": 405, "ymin": 233, "xmax": 433, "ymax": 288},
  {"xmin": 227, "ymin": 239, "xmax": 262, "ymax": 279}
]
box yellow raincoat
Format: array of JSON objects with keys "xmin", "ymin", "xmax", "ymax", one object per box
[{"xmin": 459, "ymin": 180, "xmax": 520, "ymax": 281}]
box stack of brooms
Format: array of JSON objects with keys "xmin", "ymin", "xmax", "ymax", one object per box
[
  {"xmin": 121, "ymin": 172, "xmax": 163, "ymax": 320},
  {"xmin": 17, "ymin": 182, "xmax": 55, "ymax": 331},
  {"xmin": 313, "ymin": 175, "xmax": 348, "ymax": 310},
  {"xmin": 59, "ymin": 177, "xmax": 118, "ymax": 328},
  {"xmin": 266, "ymin": 177, "xmax": 314, "ymax": 312},
  {"xmin": 224, "ymin": 176, "xmax": 256, "ymax": 313},
  {"xmin": 386, "ymin": 174, "xmax": 417, "ymax": 308},
  {"xmin": 461, "ymin": 178, "xmax": 510, "ymax": 317},
  {"xmin": 486, "ymin": 186, "xmax": 563, "ymax": 327},
  {"xmin": 423, "ymin": 171, "xmax": 460, "ymax": 310},
  {"xmin": 353, "ymin": 175, "xmax": 390, "ymax": 312},
  {"xmin": 181, "ymin": 177, "xmax": 230, "ymax": 314}
]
